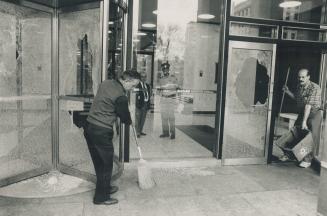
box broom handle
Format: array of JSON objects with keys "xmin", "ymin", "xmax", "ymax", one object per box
[
  {"xmin": 127, "ymin": 102, "xmax": 144, "ymax": 159},
  {"xmin": 279, "ymin": 67, "xmax": 290, "ymax": 115},
  {"xmin": 276, "ymin": 67, "xmax": 290, "ymax": 135},
  {"xmin": 131, "ymin": 124, "xmax": 143, "ymax": 159}
]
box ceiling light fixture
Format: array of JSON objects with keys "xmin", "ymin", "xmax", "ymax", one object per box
[
  {"xmin": 141, "ymin": 23, "xmax": 156, "ymax": 28},
  {"xmin": 279, "ymin": 0, "xmax": 302, "ymax": 8},
  {"xmin": 198, "ymin": 14, "xmax": 215, "ymax": 19}
]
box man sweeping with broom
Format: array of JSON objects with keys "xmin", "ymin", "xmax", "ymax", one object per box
[
  {"xmin": 84, "ymin": 69, "xmax": 140, "ymax": 205},
  {"xmin": 276, "ymin": 68, "xmax": 322, "ymax": 168}
]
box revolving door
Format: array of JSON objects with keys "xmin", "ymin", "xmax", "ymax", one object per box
[{"xmin": 0, "ymin": 0, "xmax": 126, "ymax": 188}]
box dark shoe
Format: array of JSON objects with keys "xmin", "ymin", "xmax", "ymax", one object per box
[
  {"xmin": 137, "ymin": 134, "xmax": 141, "ymax": 138},
  {"xmin": 159, "ymin": 134, "xmax": 169, "ymax": 138},
  {"xmin": 93, "ymin": 198, "xmax": 118, "ymax": 205},
  {"xmin": 110, "ymin": 186, "xmax": 118, "ymax": 194},
  {"xmin": 170, "ymin": 134, "xmax": 175, "ymax": 139},
  {"xmin": 141, "ymin": 132, "xmax": 146, "ymax": 136}
]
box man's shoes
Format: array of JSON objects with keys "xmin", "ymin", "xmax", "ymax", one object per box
[
  {"xmin": 141, "ymin": 132, "xmax": 146, "ymax": 136},
  {"xmin": 298, "ymin": 161, "xmax": 311, "ymax": 168},
  {"xmin": 110, "ymin": 186, "xmax": 118, "ymax": 194},
  {"xmin": 170, "ymin": 134, "xmax": 175, "ymax": 139},
  {"xmin": 137, "ymin": 134, "xmax": 141, "ymax": 138},
  {"xmin": 279, "ymin": 154, "xmax": 290, "ymax": 162},
  {"xmin": 93, "ymin": 198, "xmax": 118, "ymax": 205},
  {"xmin": 159, "ymin": 134, "xmax": 169, "ymax": 138}
]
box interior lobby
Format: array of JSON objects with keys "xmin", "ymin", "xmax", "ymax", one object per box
[{"xmin": 0, "ymin": 0, "xmax": 327, "ymax": 215}]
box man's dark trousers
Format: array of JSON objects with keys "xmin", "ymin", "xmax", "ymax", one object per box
[
  {"xmin": 84, "ymin": 122, "xmax": 114, "ymax": 203},
  {"xmin": 135, "ymin": 105, "xmax": 148, "ymax": 135}
]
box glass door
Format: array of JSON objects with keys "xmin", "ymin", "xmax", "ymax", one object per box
[
  {"xmin": 57, "ymin": 1, "xmax": 126, "ymax": 182},
  {"xmin": 0, "ymin": 1, "xmax": 52, "ymax": 187},
  {"xmin": 57, "ymin": 4, "xmax": 102, "ymax": 182},
  {"xmin": 222, "ymin": 41, "xmax": 276, "ymax": 165}
]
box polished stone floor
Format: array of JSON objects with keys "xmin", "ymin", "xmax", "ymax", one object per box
[{"xmin": 0, "ymin": 161, "xmax": 320, "ymax": 216}]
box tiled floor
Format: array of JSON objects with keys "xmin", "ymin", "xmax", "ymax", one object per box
[
  {"xmin": 129, "ymin": 111, "xmax": 213, "ymax": 159},
  {"xmin": 0, "ymin": 162, "xmax": 320, "ymax": 216}
]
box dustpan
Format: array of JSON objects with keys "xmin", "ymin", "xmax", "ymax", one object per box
[{"xmin": 292, "ymin": 132, "xmax": 314, "ymax": 161}]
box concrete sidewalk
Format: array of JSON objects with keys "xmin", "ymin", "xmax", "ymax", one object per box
[{"xmin": 0, "ymin": 162, "xmax": 320, "ymax": 216}]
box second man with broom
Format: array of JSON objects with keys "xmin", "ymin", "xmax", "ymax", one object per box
[{"xmin": 276, "ymin": 68, "xmax": 322, "ymax": 168}]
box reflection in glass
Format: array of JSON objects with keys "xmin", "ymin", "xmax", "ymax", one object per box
[
  {"xmin": 282, "ymin": 26, "xmax": 327, "ymax": 42},
  {"xmin": 108, "ymin": 3, "xmax": 125, "ymax": 79},
  {"xmin": 231, "ymin": 0, "xmax": 326, "ymax": 24},
  {"xmin": 230, "ymin": 22, "xmax": 278, "ymax": 38},
  {"xmin": 76, "ymin": 34, "xmax": 93, "ymax": 96}
]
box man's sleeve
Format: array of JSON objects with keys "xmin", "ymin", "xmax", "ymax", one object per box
[
  {"xmin": 306, "ymin": 86, "xmax": 321, "ymax": 108},
  {"xmin": 115, "ymin": 96, "xmax": 132, "ymax": 125}
]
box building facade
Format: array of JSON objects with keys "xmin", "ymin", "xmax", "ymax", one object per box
[{"xmin": 0, "ymin": 0, "xmax": 326, "ymax": 214}]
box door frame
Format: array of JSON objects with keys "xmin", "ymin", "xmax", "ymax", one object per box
[{"xmin": 221, "ymin": 40, "xmax": 277, "ymax": 165}]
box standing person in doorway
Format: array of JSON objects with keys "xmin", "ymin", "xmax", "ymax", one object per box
[
  {"xmin": 158, "ymin": 61, "xmax": 179, "ymax": 139},
  {"xmin": 135, "ymin": 72, "xmax": 151, "ymax": 138},
  {"xmin": 277, "ymin": 68, "xmax": 322, "ymax": 168},
  {"xmin": 84, "ymin": 70, "xmax": 140, "ymax": 205}
]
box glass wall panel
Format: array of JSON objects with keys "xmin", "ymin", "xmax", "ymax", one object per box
[
  {"xmin": 0, "ymin": 1, "xmax": 52, "ymax": 181},
  {"xmin": 58, "ymin": 8, "xmax": 101, "ymax": 175},
  {"xmin": 231, "ymin": 0, "xmax": 327, "ymax": 24},
  {"xmin": 130, "ymin": 0, "xmax": 221, "ymax": 159}
]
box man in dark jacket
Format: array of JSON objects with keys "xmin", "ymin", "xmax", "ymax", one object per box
[
  {"xmin": 135, "ymin": 72, "xmax": 151, "ymax": 137},
  {"xmin": 84, "ymin": 70, "xmax": 140, "ymax": 205}
]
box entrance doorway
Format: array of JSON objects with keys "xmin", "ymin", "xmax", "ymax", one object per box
[
  {"xmin": 128, "ymin": 0, "xmax": 222, "ymax": 160},
  {"xmin": 271, "ymin": 43, "xmax": 323, "ymax": 161},
  {"xmin": 222, "ymin": 40, "xmax": 327, "ymax": 165}
]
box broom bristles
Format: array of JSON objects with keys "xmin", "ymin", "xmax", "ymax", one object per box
[
  {"xmin": 130, "ymin": 124, "xmax": 155, "ymax": 189},
  {"xmin": 137, "ymin": 159, "xmax": 155, "ymax": 189}
]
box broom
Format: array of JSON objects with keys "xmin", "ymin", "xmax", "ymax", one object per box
[
  {"xmin": 130, "ymin": 124, "xmax": 155, "ymax": 189},
  {"xmin": 275, "ymin": 67, "xmax": 290, "ymax": 137}
]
